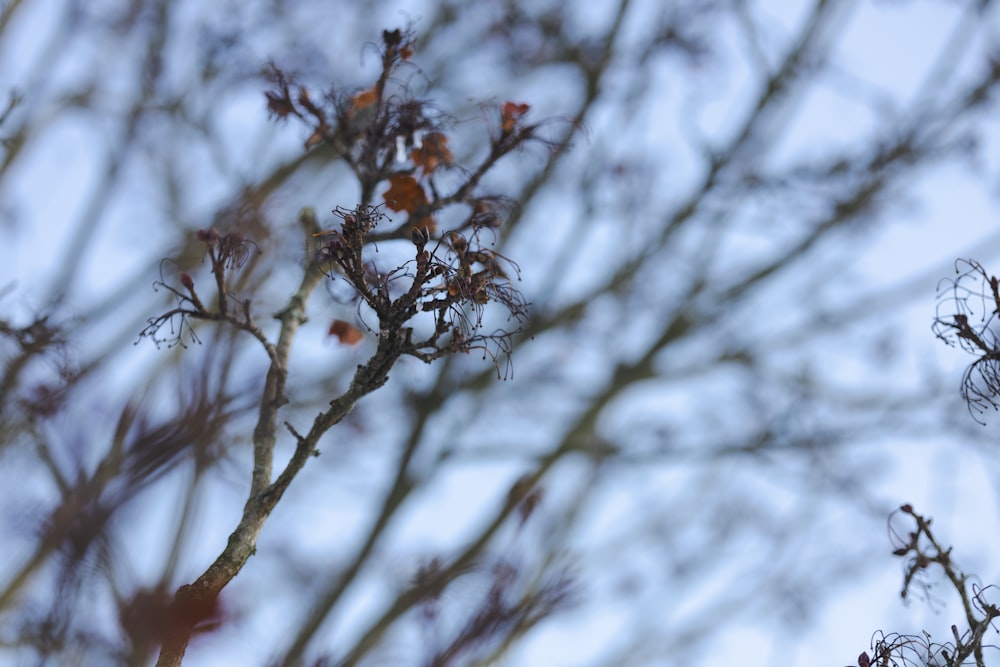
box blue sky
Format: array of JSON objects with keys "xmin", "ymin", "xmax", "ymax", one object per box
[{"xmin": 3, "ymin": 1, "xmax": 1000, "ymax": 666}]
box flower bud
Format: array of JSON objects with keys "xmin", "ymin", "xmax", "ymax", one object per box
[{"xmin": 410, "ymin": 225, "xmax": 430, "ymax": 247}]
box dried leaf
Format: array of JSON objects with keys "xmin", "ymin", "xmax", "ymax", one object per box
[
  {"xmin": 350, "ymin": 87, "xmax": 378, "ymax": 115},
  {"xmin": 265, "ymin": 91, "xmax": 295, "ymax": 119},
  {"xmin": 500, "ymin": 101, "xmax": 530, "ymax": 133},
  {"xmin": 304, "ymin": 128, "xmax": 325, "ymax": 150},
  {"xmin": 329, "ymin": 320, "xmax": 364, "ymax": 345},
  {"xmin": 410, "ymin": 132, "xmax": 452, "ymax": 173},
  {"xmin": 382, "ymin": 174, "xmax": 428, "ymax": 214}
]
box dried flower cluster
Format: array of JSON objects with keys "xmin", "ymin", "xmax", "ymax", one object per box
[
  {"xmin": 142, "ymin": 27, "xmax": 544, "ymax": 378},
  {"xmin": 854, "ymin": 505, "xmax": 1000, "ymax": 667},
  {"xmin": 314, "ymin": 204, "xmax": 528, "ymax": 376},
  {"xmin": 933, "ymin": 259, "xmax": 1000, "ymax": 423},
  {"xmin": 137, "ymin": 228, "xmax": 262, "ymax": 350}
]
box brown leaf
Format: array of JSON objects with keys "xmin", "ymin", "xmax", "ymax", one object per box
[
  {"xmin": 500, "ymin": 101, "xmax": 530, "ymax": 133},
  {"xmin": 382, "ymin": 174, "xmax": 428, "ymax": 215},
  {"xmin": 329, "ymin": 320, "xmax": 364, "ymax": 345},
  {"xmin": 304, "ymin": 128, "xmax": 325, "ymax": 150},
  {"xmin": 410, "ymin": 132, "xmax": 452, "ymax": 173},
  {"xmin": 350, "ymin": 87, "xmax": 378, "ymax": 115}
]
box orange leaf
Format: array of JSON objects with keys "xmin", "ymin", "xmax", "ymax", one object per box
[
  {"xmin": 500, "ymin": 101, "xmax": 530, "ymax": 133},
  {"xmin": 382, "ymin": 174, "xmax": 428, "ymax": 215},
  {"xmin": 410, "ymin": 132, "xmax": 453, "ymax": 174},
  {"xmin": 350, "ymin": 87, "xmax": 378, "ymax": 115},
  {"xmin": 329, "ymin": 319, "xmax": 364, "ymax": 345},
  {"xmin": 304, "ymin": 128, "xmax": 325, "ymax": 150}
]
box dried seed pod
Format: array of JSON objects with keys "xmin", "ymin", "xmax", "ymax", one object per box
[
  {"xmin": 410, "ymin": 225, "xmax": 430, "ymax": 247},
  {"xmin": 444, "ymin": 231, "xmax": 467, "ymax": 256},
  {"xmin": 471, "ymin": 199, "xmax": 503, "ymax": 229}
]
